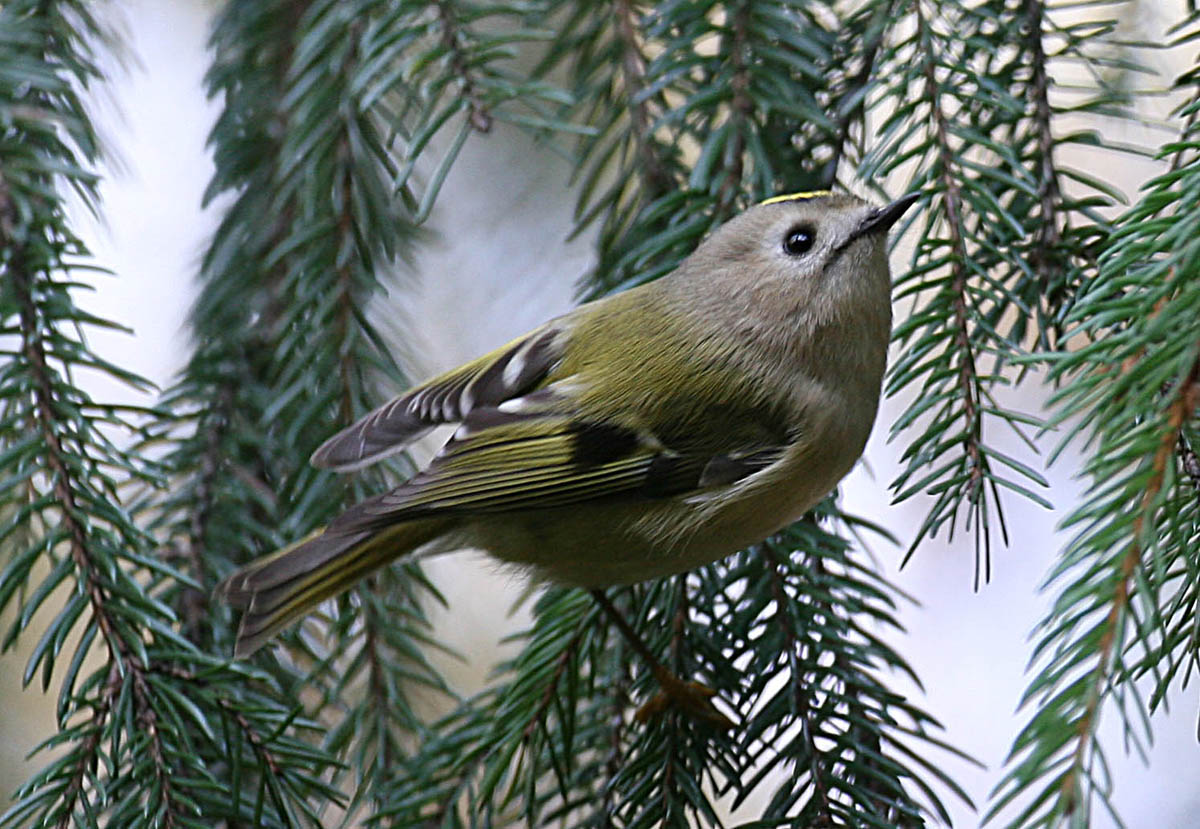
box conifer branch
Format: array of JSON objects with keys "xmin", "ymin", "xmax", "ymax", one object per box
[
  {"xmin": 58, "ymin": 663, "xmax": 117, "ymax": 829},
  {"xmin": 181, "ymin": 384, "xmax": 233, "ymax": 639},
  {"xmin": 613, "ymin": 0, "xmax": 671, "ymax": 196},
  {"xmin": 522, "ymin": 627, "xmax": 584, "ymax": 742},
  {"xmin": 763, "ymin": 545, "xmax": 834, "ymax": 822},
  {"xmin": 714, "ymin": 1, "xmax": 752, "ymax": 216},
  {"xmin": 601, "ymin": 659, "xmax": 631, "ymax": 821},
  {"xmin": 335, "ymin": 115, "xmax": 366, "ymax": 426},
  {"xmin": 1061, "ymin": 353, "xmax": 1200, "ymax": 814},
  {"xmin": 992, "ymin": 47, "xmax": 1199, "ymax": 815},
  {"xmin": 11, "ymin": 3, "xmax": 1187, "ymax": 825},
  {"xmin": 914, "ymin": 5, "xmax": 991, "ymax": 578},
  {"xmin": 1022, "ymin": 0, "xmax": 1065, "ymax": 288},
  {"xmin": 820, "ymin": 1, "xmax": 892, "ymax": 190},
  {"xmin": 11, "ymin": 207, "xmax": 180, "ymax": 829},
  {"xmin": 362, "ymin": 583, "xmax": 400, "ymax": 776},
  {"xmin": 432, "ymin": 0, "xmax": 493, "ymax": 132}
]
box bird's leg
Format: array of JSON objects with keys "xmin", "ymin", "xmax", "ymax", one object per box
[{"xmin": 589, "ymin": 589, "xmax": 734, "ymax": 730}]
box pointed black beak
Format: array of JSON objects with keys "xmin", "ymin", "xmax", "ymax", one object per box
[{"xmin": 854, "ymin": 193, "xmax": 920, "ymax": 239}]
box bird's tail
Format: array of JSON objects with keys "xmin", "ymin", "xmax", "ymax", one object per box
[{"xmin": 218, "ymin": 518, "xmax": 448, "ymax": 658}]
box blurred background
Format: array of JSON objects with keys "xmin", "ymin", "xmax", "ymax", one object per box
[{"xmin": 1, "ymin": 0, "xmax": 1197, "ymax": 825}]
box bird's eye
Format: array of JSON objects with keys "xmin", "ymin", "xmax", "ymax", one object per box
[{"xmin": 783, "ymin": 225, "xmax": 816, "ymax": 256}]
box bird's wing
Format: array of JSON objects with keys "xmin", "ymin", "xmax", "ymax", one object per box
[
  {"xmin": 327, "ymin": 397, "xmax": 788, "ymax": 533},
  {"xmin": 311, "ymin": 326, "xmax": 564, "ymax": 471}
]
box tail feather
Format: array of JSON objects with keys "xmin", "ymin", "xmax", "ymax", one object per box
[{"xmin": 217, "ymin": 520, "xmax": 446, "ymax": 658}]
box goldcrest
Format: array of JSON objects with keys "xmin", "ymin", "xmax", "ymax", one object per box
[{"xmin": 220, "ymin": 191, "xmax": 918, "ymax": 657}]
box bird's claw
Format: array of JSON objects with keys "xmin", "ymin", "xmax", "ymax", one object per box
[{"xmin": 635, "ymin": 670, "xmax": 735, "ymax": 730}]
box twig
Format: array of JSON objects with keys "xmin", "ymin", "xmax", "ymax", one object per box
[
  {"xmin": 12, "ymin": 249, "xmax": 178, "ymax": 829},
  {"xmin": 915, "ymin": 6, "xmax": 990, "ymax": 586},
  {"xmin": 821, "ymin": 2, "xmax": 894, "ymax": 189},
  {"xmin": 521, "ymin": 622, "xmax": 586, "ymax": 742},
  {"xmin": 714, "ymin": 1, "xmax": 753, "ymax": 216},
  {"xmin": 433, "ymin": 0, "xmax": 492, "ymax": 132},
  {"xmin": 1023, "ymin": 0, "xmax": 1065, "ymax": 291},
  {"xmin": 1061, "ymin": 352, "xmax": 1200, "ymax": 814},
  {"xmin": 613, "ymin": 0, "xmax": 672, "ymax": 196}
]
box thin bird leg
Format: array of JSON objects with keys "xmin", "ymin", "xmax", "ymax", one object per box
[{"xmin": 589, "ymin": 589, "xmax": 734, "ymax": 730}]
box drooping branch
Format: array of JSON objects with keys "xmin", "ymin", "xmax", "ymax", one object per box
[
  {"xmin": 714, "ymin": 0, "xmax": 753, "ymax": 215},
  {"xmin": 181, "ymin": 383, "xmax": 234, "ymax": 638},
  {"xmin": 1060, "ymin": 352, "xmax": 1200, "ymax": 814},
  {"xmin": 1022, "ymin": 0, "xmax": 1064, "ymax": 282},
  {"xmin": 613, "ymin": 0, "xmax": 672, "ymax": 196},
  {"xmin": 433, "ymin": 0, "xmax": 493, "ymax": 132},
  {"xmin": 820, "ymin": 1, "xmax": 894, "ymax": 189},
  {"xmin": 12, "ymin": 254, "xmax": 178, "ymax": 829},
  {"xmin": 915, "ymin": 6, "xmax": 990, "ymax": 581}
]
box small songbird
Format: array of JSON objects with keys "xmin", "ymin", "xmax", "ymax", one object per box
[{"xmin": 219, "ymin": 191, "xmax": 918, "ymax": 660}]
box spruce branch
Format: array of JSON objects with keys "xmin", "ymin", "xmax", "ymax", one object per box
[
  {"xmin": 713, "ymin": 0, "xmax": 753, "ymax": 217},
  {"xmin": 715, "ymin": 513, "xmax": 975, "ymax": 826},
  {"xmin": 179, "ymin": 382, "xmax": 235, "ymax": 640},
  {"xmin": 875, "ymin": 0, "xmax": 1140, "ymax": 580},
  {"xmin": 58, "ymin": 663, "xmax": 118, "ymax": 829},
  {"xmin": 1022, "ymin": 0, "xmax": 1066, "ymax": 297},
  {"xmin": 146, "ymin": 0, "xmax": 458, "ymax": 823},
  {"xmin": 258, "ymin": 4, "xmax": 459, "ymax": 819},
  {"xmin": 819, "ymin": 0, "xmax": 895, "ymax": 191},
  {"xmin": 154, "ymin": 0, "xmax": 307, "ymax": 642},
  {"xmin": 907, "ymin": 4, "xmax": 1001, "ymax": 583},
  {"xmin": 10, "ymin": 2, "xmax": 1190, "ymax": 825},
  {"xmin": 431, "ymin": 0, "xmax": 494, "ymax": 133},
  {"xmin": 991, "ymin": 48, "xmax": 1200, "ymax": 820},
  {"xmin": 992, "ymin": 350, "xmax": 1200, "ymax": 826},
  {"xmin": 1057, "ymin": 354, "xmax": 1199, "ymax": 814},
  {"xmin": 762, "ymin": 543, "xmax": 834, "ymax": 821},
  {"xmin": 380, "ymin": 0, "xmax": 571, "ymax": 221},
  {"xmin": 0, "ymin": 4, "xmax": 203, "ymax": 824},
  {"xmin": 612, "ymin": 0, "xmax": 672, "ymax": 197},
  {"xmin": 600, "ymin": 655, "xmax": 632, "ymax": 824}
]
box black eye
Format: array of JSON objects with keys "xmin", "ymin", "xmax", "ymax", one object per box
[{"xmin": 783, "ymin": 225, "xmax": 816, "ymax": 256}]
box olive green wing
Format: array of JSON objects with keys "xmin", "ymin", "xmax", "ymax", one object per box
[
  {"xmin": 326, "ymin": 403, "xmax": 788, "ymax": 533},
  {"xmin": 311, "ymin": 326, "xmax": 564, "ymax": 471}
]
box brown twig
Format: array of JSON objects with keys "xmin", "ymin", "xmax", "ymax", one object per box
[
  {"xmin": 916, "ymin": 7, "xmax": 988, "ymax": 585},
  {"xmin": 11, "ymin": 244, "xmax": 177, "ymax": 829},
  {"xmin": 1023, "ymin": 0, "xmax": 1064, "ymax": 287},
  {"xmin": 714, "ymin": 2, "xmax": 753, "ymax": 217},
  {"xmin": 613, "ymin": 0, "xmax": 672, "ymax": 196},
  {"xmin": 820, "ymin": 2, "xmax": 895, "ymax": 189},
  {"xmin": 433, "ymin": 0, "xmax": 493, "ymax": 132},
  {"xmin": 521, "ymin": 622, "xmax": 586, "ymax": 742},
  {"xmin": 183, "ymin": 383, "xmax": 235, "ymax": 639},
  {"xmin": 363, "ymin": 577, "xmax": 398, "ymax": 775},
  {"xmin": 1061, "ymin": 352, "xmax": 1200, "ymax": 813}
]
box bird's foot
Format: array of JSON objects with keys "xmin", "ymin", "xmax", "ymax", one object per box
[{"xmin": 635, "ymin": 665, "xmax": 735, "ymax": 730}]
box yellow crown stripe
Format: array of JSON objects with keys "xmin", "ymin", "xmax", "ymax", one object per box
[{"xmin": 759, "ymin": 191, "xmax": 832, "ymax": 206}]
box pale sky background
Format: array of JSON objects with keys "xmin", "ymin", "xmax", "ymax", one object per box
[{"xmin": 2, "ymin": 1, "xmax": 1198, "ymax": 826}]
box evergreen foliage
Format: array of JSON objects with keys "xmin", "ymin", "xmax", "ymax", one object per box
[{"xmin": 0, "ymin": 0, "xmax": 1196, "ymax": 827}]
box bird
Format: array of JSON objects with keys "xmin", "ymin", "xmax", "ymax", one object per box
[{"xmin": 218, "ymin": 191, "xmax": 917, "ymax": 702}]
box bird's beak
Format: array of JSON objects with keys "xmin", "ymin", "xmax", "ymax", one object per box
[{"xmin": 853, "ymin": 193, "xmax": 921, "ymax": 240}]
